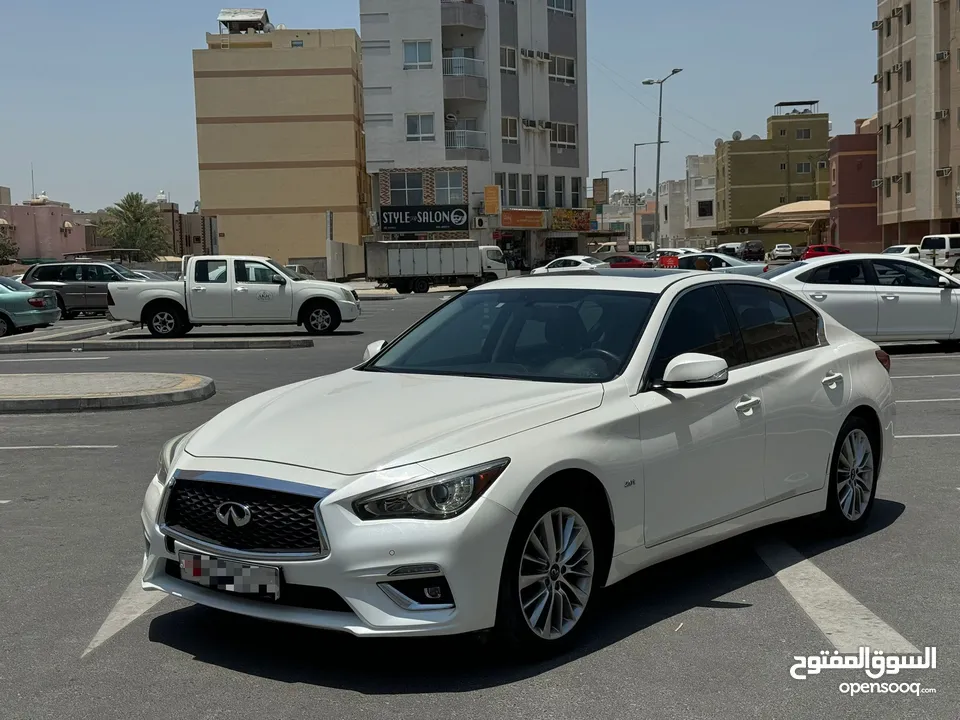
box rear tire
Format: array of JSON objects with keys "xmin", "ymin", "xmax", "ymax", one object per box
[
  {"xmin": 145, "ymin": 304, "xmax": 188, "ymax": 338},
  {"xmin": 494, "ymin": 483, "xmax": 609, "ymax": 657},
  {"xmin": 821, "ymin": 415, "xmax": 879, "ymax": 535},
  {"xmin": 953, "ymin": 259, "xmax": 960, "ymax": 275},
  {"xmin": 302, "ymin": 300, "xmax": 341, "ymax": 335},
  {"xmin": 412, "ymin": 277, "xmax": 430, "ymax": 294},
  {"xmin": 56, "ymin": 296, "xmax": 77, "ymax": 321},
  {"xmin": 0, "ymin": 314, "xmax": 11, "ymax": 338},
  {"xmin": 396, "ymin": 280, "xmax": 413, "ymax": 295}
]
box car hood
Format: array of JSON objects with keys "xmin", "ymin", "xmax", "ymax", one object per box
[
  {"xmin": 184, "ymin": 370, "xmax": 604, "ymax": 475},
  {"xmin": 294, "ymin": 278, "xmax": 352, "ymax": 294}
]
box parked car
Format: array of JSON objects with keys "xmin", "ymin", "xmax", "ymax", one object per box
[
  {"xmin": 772, "ymin": 244, "xmax": 795, "ymax": 260},
  {"xmin": 918, "ymin": 234, "xmax": 960, "ymax": 273},
  {"xmin": 21, "ymin": 260, "xmax": 144, "ymax": 319},
  {"xmin": 599, "ymin": 253, "xmax": 654, "ymax": 269},
  {"xmin": 765, "ymin": 255, "xmax": 960, "ymax": 345},
  {"xmin": 108, "ymin": 255, "xmax": 361, "ymax": 337},
  {"xmin": 801, "ymin": 244, "xmax": 849, "ymax": 260},
  {"xmin": 140, "ymin": 269, "xmax": 893, "ymax": 653},
  {"xmin": 531, "ymin": 256, "xmax": 607, "ymax": 274},
  {"xmin": 792, "ymin": 245, "xmax": 808, "ymax": 260},
  {"xmin": 133, "ymin": 269, "xmax": 176, "ymax": 281},
  {"xmin": 738, "ymin": 241, "xmax": 766, "ymax": 261},
  {"xmin": 0, "ymin": 276, "xmax": 60, "ymax": 337},
  {"xmin": 678, "ymin": 253, "xmax": 768, "ymax": 276},
  {"xmin": 717, "ymin": 242, "xmax": 743, "ymax": 257},
  {"xmin": 882, "ymin": 244, "xmax": 921, "ymax": 258}
]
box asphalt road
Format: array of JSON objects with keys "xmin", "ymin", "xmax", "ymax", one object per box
[{"xmin": 1, "ymin": 296, "xmax": 959, "ymax": 719}]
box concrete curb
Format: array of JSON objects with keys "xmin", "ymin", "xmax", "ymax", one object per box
[
  {"xmin": 0, "ymin": 320, "xmax": 136, "ymax": 345},
  {"xmin": 0, "ymin": 337, "xmax": 315, "ymax": 354},
  {"xmin": 0, "ymin": 375, "xmax": 216, "ymax": 414}
]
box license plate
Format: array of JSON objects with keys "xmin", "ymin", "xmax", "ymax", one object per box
[{"xmin": 178, "ymin": 552, "xmax": 281, "ymax": 600}]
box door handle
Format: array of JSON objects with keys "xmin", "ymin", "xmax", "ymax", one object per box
[
  {"xmin": 810, "ymin": 293, "xmax": 827, "ymax": 301},
  {"xmin": 192, "ymin": 286, "xmax": 206, "ymax": 293},
  {"xmin": 881, "ymin": 295, "xmax": 899, "ymax": 301},
  {"xmin": 822, "ymin": 371, "xmax": 844, "ymax": 387},
  {"xmin": 735, "ymin": 396, "xmax": 761, "ymax": 414},
  {"xmin": 234, "ymin": 287, "xmax": 248, "ymax": 293},
  {"xmin": 87, "ymin": 285, "xmax": 100, "ymax": 289}
]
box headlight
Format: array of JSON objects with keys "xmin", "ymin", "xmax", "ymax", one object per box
[
  {"xmin": 340, "ymin": 287, "xmax": 355, "ymax": 302},
  {"xmin": 353, "ymin": 458, "xmax": 510, "ymax": 520},
  {"xmin": 156, "ymin": 427, "xmax": 200, "ymax": 486}
]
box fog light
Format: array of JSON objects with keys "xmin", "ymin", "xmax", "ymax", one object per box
[
  {"xmin": 379, "ymin": 576, "xmax": 455, "ymax": 610},
  {"xmin": 424, "ymin": 586, "xmax": 443, "ymax": 600}
]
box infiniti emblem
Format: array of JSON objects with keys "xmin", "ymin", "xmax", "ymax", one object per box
[{"xmin": 215, "ymin": 501, "xmax": 252, "ymax": 528}]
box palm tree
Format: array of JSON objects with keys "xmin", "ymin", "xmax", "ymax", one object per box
[{"xmin": 96, "ymin": 192, "xmax": 169, "ymax": 261}]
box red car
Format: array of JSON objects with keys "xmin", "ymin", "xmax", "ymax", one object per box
[
  {"xmin": 801, "ymin": 244, "xmax": 849, "ymax": 259},
  {"xmin": 602, "ymin": 254, "xmax": 654, "ymax": 268}
]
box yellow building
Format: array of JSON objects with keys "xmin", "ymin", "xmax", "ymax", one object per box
[
  {"xmin": 193, "ymin": 9, "xmax": 368, "ymax": 277},
  {"xmin": 715, "ymin": 101, "xmax": 831, "ymax": 235}
]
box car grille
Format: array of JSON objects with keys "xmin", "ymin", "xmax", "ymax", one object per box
[{"xmin": 163, "ymin": 478, "xmax": 324, "ymax": 555}]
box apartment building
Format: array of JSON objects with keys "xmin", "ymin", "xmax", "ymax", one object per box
[
  {"xmin": 360, "ymin": 0, "xmax": 590, "ymax": 269},
  {"xmin": 193, "ymin": 9, "xmax": 369, "ymax": 276},
  {"xmin": 656, "ymin": 180, "xmax": 686, "ymax": 247},
  {"xmin": 715, "ymin": 102, "xmax": 830, "ymax": 236},
  {"xmin": 874, "ymin": 0, "xmax": 958, "ymax": 245},
  {"xmin": 684, "ymin": 154, "xmax": 716, "ymax": 239},
  {"xmin": 828, "ymin": 117, "xmax": 881, "ymax": 252}
]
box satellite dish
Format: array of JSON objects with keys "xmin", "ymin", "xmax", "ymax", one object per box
[
  {"xmin": 714, "ymin": 138, "xmax": 723, "ymax": 148},
  {"xmin": 276, "ymin": 23, "xmax": 286, "ymax": 29},
  {"xmin": 444, "ymin": 113, "xmax": 458, "ymax": 126},
  {"xmin": 732, "ymin": 130, "xmax": 742, "ymax": 141},
  {"xmin": 263, "ymin": 22, "xmax": 276, "ymax": 32}
]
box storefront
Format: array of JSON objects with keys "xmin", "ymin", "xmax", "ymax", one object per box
[
  {"xmin": 548, "ymin": 209, "xmax": 593, "ymax": 260},
  {"xmin": 497, "ymin": 209, "xmax": 547, "ymax": 273}
]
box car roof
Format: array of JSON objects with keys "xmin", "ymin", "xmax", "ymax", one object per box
[{"xmin": 772, "ymin": 252, "xmax": 945, "ymax": 274}]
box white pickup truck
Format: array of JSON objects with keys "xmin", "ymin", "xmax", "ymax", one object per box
[{"xmin": 107, "ymin": 255, "xmax": 361, "ymax": 338}]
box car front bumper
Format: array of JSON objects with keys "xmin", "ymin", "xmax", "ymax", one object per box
[
  {"xmin": 337, "ymin": 299, "xmax": 361, "ymax": 323},
  {"xmin": 140, "ymin": 470, "xmax": 516, "ymax": 637}
]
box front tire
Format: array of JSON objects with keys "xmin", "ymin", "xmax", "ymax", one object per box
[
  {"xmin": 495, "ymin": 488, "xmax": 606, "ymax": 656},
  {"xmin": 303, "ymin": 300, "xmax": 341, "ymax": 335},
  {"xmin": 0, "ymin": 314, "xmax": 11, "ymax": 338},
  {"xmin": 822, "ymin": 416, "xmax": 879, "ymax": 534}
]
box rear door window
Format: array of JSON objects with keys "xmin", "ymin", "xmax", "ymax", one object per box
[
  {"xmin": 870, "ymin": 258, "xmax": 941, "ymax": 288},
  {"xmin": 59, "ymin": 265, "xmax": 82, "ymax": 281},
  {"xmin": 721, "ymin": 284, "xmax": 803, "ymax": 363}
]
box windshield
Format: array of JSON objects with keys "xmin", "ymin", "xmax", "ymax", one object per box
[
  {"xmin": 364, "ymin": 288, "xmax": 657, "ymax": 383},
  {"xmin": 763, "ymin": 261, "xmax": 807, "ymax": 279},
  {"xmin": 108, "ymin": 264, "xmax": 140, "ymax": 280},
  {"xmin": 0, "ymin": 277, "xmax": 31, "ymax": 292},
  {"xmin": 581, "ymin": 256, "xmax": 603, "ymax": 265}
]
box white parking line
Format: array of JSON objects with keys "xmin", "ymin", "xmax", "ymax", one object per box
[
  {"xmin": 895, "ymin": 398, "xmax": 960, "ymax": 404},
  {"xmin": 82, "ymin": 571, "xmax": 165, "ymax": 658},
  {"xmin": 891, "ymin": 373, "xmax": 960, "ymax": 379},
  {"xmin": 895, "ymin": 433, "xmax": 960, "ymax": 439},
  {"xmin": 755, "ymin": 539, "xmax": 918, "ymax": 654},
  {"xmin": 0, "ymin": 445, "xmax": 118, "ymax": 451},
  {"xmin": 0, "ymin": 356, "xmax": 110, "ymax": 363}
]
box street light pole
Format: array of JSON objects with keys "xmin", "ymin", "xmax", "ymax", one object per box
[
  {"xmin": 632, "ymin": 141, "xmax": 667, "ymax": 243},
  {"xmin": 643, "ymin": 68, "xmax": 683, "ymax": 251}
]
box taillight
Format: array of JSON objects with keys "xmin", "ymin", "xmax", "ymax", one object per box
[
  {"xmin": 762, "ymin": 265, "xmax": 769, "ymax": 272},
  {"xmin": 875, "ymin": 349, "xmax": 891, "ymax": 373},
  {"xmin": 27, "ymin": 297, "xmax": 44, "ymax": 308}
]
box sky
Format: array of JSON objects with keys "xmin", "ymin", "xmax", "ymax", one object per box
[{"xmin": 2, "ymin": 0, "xmax": 878, "ymax": 211}]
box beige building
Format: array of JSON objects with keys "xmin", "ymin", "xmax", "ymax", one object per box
[
  {"xmin": 875, "ymin": 0, "xmax": 960, "ymax": 245},
  {"xmin": 715, "ymin": 102, "xmax": 830, "ymax": 237},
  {"xmin": 193, "ymin": 9, "xmax": 369, "ymax": 277}
]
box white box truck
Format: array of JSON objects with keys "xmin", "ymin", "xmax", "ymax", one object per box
[{"xmin": 365, "ymin": 239, "xmax": 512, "ymax": 294}]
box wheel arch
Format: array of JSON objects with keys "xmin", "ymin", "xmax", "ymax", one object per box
[
  {"xmin": 845, "ymin": 404, "xmax": 884, "ymax": 474},
  {"xmin": 140, "ymin": 297, "xmax": 187, "ymax": 325},
  {"xmin": 296, "ymin": 293, "xmax": 340, "ymax": 325}
]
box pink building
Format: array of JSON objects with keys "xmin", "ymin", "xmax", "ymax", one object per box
[{"xmin": 0, "ymin": 196, "xmax": 88, "ymax": 263}]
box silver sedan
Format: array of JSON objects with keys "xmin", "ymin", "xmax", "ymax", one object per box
[{"xmin": 677, "ymin": 253, "xmax": 769, "ymax": 277}]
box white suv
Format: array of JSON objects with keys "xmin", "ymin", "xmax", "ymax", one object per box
[{"xmin": 919, "ymin": 234, "xmax": 960, "ymax": 273}]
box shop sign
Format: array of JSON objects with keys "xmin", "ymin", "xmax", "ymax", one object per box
[
  {"xmin": 379, "ymin": 205, "xmax": 469, "ymax": 233},
  {"xmin": 551, "ymin": 208, "xmax": 592, "ymax": 232},
  {"xmin": 484, "ymin": 185, "xmax": 501, "ymax": 215},
  {"xmin": 500, "ymin": 209, "xmax": 547, "ymax": 229}
]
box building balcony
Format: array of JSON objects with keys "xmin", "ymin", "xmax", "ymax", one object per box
[
  {"xmin": 445, "ymin": 130, "xmax": 489, "ymax": 161},
  {"xmin": 440, "ymin": 0, "xmax": 486, "ymax": 30},
  {"xmin": 443, "ymin": 58, "xmax": 487, "ymax": 101}
]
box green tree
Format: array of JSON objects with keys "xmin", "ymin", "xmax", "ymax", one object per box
[
  {"xmin": 0, "ymin": 235, "xmax": 18, "ymax": 264},
  {"xmin": 96, "ymin": 192, "xmax": 169, "ymax": 261}
]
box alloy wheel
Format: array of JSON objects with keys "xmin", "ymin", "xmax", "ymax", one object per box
[
  {"xmin": 0, "ymin": 316, "xmax": 8, "ymax": 337},
  {"xmin": 518, "ymin": 507, "xmax": 595, "ymax": 640},
  {"xmin": 836, "ymin": 428, "xmax": 874, "ymax": 521},
  {"xmin": 152, "ymin": 311, "xmax": 176, "ymax": 335},
  {"xmin": 309, "ymin": 308, "xmax": 331, "ymax": 331}
]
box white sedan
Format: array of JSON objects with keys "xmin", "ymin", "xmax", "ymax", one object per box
[
  {"xmin": 882, "ymin": 244, "xmax": 921, "ymax": 258},
  {"xmin": 531, "ymin": 255, "xmax": 606, "ymax": 274},
  {"xmin": 773, "ymin": 244, "xmax": 794, "ymax": 260},
  {"xmin": 141, "ymin": 270, "xmax": 894, "ymax": 653},
  {"xmin": 766, "ymin": 254, "xmax": 960, "ymax": 345}
]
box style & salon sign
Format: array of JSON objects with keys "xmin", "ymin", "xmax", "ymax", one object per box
[{"xmin": 379, "ymin": 205, "xmax": 469, "ymax": 233}]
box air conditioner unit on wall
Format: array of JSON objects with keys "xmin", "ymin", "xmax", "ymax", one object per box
[
  {"xmin": 936, "ymin": 50, "xmax": 950, "ymax": 62},
  {"xmin": 521, "ymin": 118, "xmax": 537, "ymax": 130},
  {"xmin": 891, "ymin": 7, "xmax": 902, "ymax": 17},
  {"xmin": 520, "ymin": 48, "xmax": 534, "ymax": 59},
  {"xmin": 871, "ymin": 20, "xmax": 883, "ymax": 30},
  {"xmin": 893, "ymin": 174, "xmax": 903, "ymax": 183},
  {"xmin": 935, "ymin": 109, "xmax": 950, "ymax": 120},
  {"xmin": 537, "ymin": 120, "xmax": 553, "ymax": 131},
  {"xmin": 936, "ymin": 167, "xmax": 953, "ymax": 178},
  {"xmin": 871, "ymin": 179, "xmax": 884, "ymax": 188},
  {"xmin": 872, "ymin": 73, "xmax": 882, "ymax": 84},
  {"xmin": 892, "ymin": 62, "xmax": 903, "ymax": 73}
]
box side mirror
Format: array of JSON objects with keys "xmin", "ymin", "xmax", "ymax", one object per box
[
  {"xmin": 660, "ymin": 353, "xmax": 729, "ymax": 389},
  {"xmin": 362, "ymin": 339, "xmax": 386, "ymax": 362},
  {"xmin": 271, "ymin": 274, "xmax": 287, "ymax": 285},
  {"xmin": 938, "ymin": 275, "xmax": 952, "ymax": 289}
]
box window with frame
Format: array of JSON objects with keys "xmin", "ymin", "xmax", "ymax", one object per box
[
  {"xmin": 721, "ymin": 284, "xmax": 803, "ymax": 363},
  {"xmin": 905, "ymin": 172, "xmax": 912, "ymax": 194},
  {"xmin": 885, "ymin": 71, "xmax": 891, "ymax": 92},
  {"xmin": 406, "ymin": 113, "xmax": 435, "ymax": 142},
  {"xmin": 798, "ymin": 260, "xmax": 867, "ymax": 285},
  {"xmin": 571, "ymin": 177, "xmax": 582, "ymax": 207},
  {"xmin": 521, "ymin": 174, "xmax": 532, "ymax": 206},
  {"xmin": 501, "ymin": 116, "xmax": 519, "ymax": 144},
  {"xmin": 402, "ymin": 41, "xmax": 433, "ymax": 70},
  {"xmin": 390, "ymin": 172, "xmax": 424, "ymax": 205},
  {"xmin": 905, "ymin": 116, "xmax": 912, "ymax": 138},
  {"xmin": 870, "ymin": 258, "xmax": 942, "ymax": 288},
  {"xmin": 817, "ymin": 160, "xmax": 828, "ymax": 169},
  {"xmin": 779, "ymin": 128, "xmax": 787, "ymax": 137},
  {"xmin": 83, "ymin": 265, "xmax": 122, "ymax": 282},
  {"xmin": 885, "ymin": 124, "xmax": 891, "ymax": 145},
  {"xmin": 507, "ymin": 173, "xmax": 520, "ymax": 206},
  {"xmin": 495, "ymin": 172, "xmax": 505, "ymax": 190},
  {"xmin": 648, "ymin": 286, "xmax": 742, "ymax": 381},
  {"xmin": 905, "ymin": 2, "xmax": 911, "ymax": 24},
  {"xmin": 905, "ymin": 59, "xmax": 911, "ymax": 82},
  {"xmin": 500, "ymin": 46, "xmax": 517, "ymax": 74},
  {"xmin": 234, "ymin": 260, "xmax": 278, "ymax": 284},
  {"xmin": 697, "ymin": 200, "xmax": 713, "ymax": 218},
  {"xmin": 436, "ymin": 171, "xmax": 464, "ymax": 205},
  {"xmin": 291, "ymin": 40, "xmax": 304, "ymax": 48},
  {"xmin": 795, "ymin": 128, "xmax": 811, "ymax": 140},
  {"xmin": 554, "ymin": 176, "xmax": 566, "ymax": 207},
  {"xmin": 796, "ymin": 162, "xmax": 811, "ymax": 174},
  {"xmin": 884, "ymin": 177, "xmax": 891, "ymax": 198},
  {"xmin": 547, "ymin": 0, "xmax": 575, "ymax": 15},
  {"xmin": 537, "ymin": 175, "xmax": 549, "ymax": 208},
  {"xmin": 550, "ymin": 122, "xmax": 577, "ymax": 149},
  {"xmin": 783, "ymin": 294, "xmax": 821, "ymax": 349},
  {"xmin": 885, "ymin": 17, "xmax": 891, "ymax": 36},
  {"xmin": 194, "ymin": 259, "xmax": 228, "ymax": 284},
  {"xmin": 549, "ymin": 55, "xmax": 576, "ymax": 83},
  {"xmin": 780, "ymin": 162, "xmax": 787, "ymax": 170}
]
